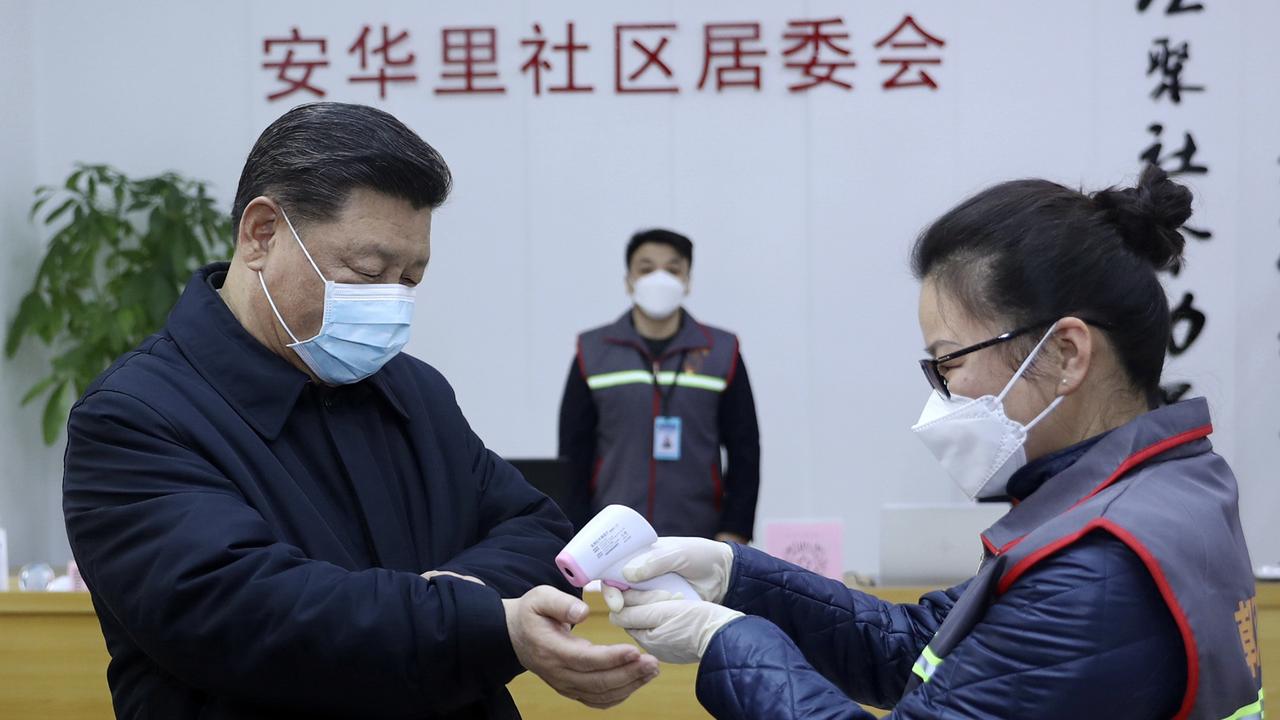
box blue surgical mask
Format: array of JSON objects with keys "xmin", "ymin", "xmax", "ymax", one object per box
[{"xmin": 258, "ymin": 209, "xmax": 416, "ymax": 385}]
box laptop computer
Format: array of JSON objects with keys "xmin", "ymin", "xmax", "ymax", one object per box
[{"xmin": 878, "ymin": 503, "xmax": 1010, "ymax": 586}]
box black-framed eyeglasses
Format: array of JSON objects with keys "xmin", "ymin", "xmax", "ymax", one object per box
[{"xmin": 919, "ymin": 318, "xmax": 1113, "ymax": 399}]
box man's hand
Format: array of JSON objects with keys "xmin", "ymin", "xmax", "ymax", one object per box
[{"xmin": 504, "ymin": 586, "xmax": 660, "ymax": 709}]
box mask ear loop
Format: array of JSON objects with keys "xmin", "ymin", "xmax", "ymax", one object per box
[
  {"xmin": 257, "ymin": 206, "xmax": 325, "ymax": 346},
  {"xmin": 1026, "ymin": 394, "xmax": 1065, "ymax": 431},
  {"xmin": 996, "ymin": 322, "xmax": 1059, "ymax": 403},
  {"xmin": 258, "ymin": 272, "xmax": 302, "ymax": 345},
  {"xmin": 278, "ymin": 207, "xmax": 327, "ymax": 282},
  {"xmin": 996, "ymin": 322, "xmax": 1065, "ymax": 429}
]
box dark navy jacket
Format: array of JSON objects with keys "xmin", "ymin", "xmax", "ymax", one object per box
[
  {"xmin": 63, "ymin": 264, "xmax": 576, "ymax": 719},
  {"xmin": 695, "ymin": 429, "xmax": 1191, "ymax": 719}
]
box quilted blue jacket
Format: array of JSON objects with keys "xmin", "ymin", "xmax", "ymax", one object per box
[{"xmin": 696, "ymin": 539, "xmax": 1185, "ymax": 719}]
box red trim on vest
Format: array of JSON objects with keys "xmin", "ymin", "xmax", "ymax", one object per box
[
  {"xmin": 1096, "ymin": 519, "xmax": 1199, "ymax": 720},
  {"xmin": 997, "ymin": 519, "xmax": 1105, "ymax": 593},
  {"xmin": 988, "ymin": 534, "xmax": 1023, "ymax": 556},
  {"xmin": 980, "ymin": 424, "xmax": 1212, "ymax": 557},
  {"xmin": 695, "ymin": 322, "xmax": 716, "ymax": 351},
  {"xmin": 981, "ymin": 534, "xmax": 999, "ymax": 556},
  {"xmin": 647, "ymin": 389, "xmax": 660, "ymax": 522},
  {"xmin": 996, "ymin": 519, "xmax": 1199, "ymax": 720},
  {"xmin": 575, "ymin": 337, "xmax": 588, "ymax": 378},
  {"xmin": 589, "ymin": 457, "xmax": 602, "ymax": 495},
  {"xmin": 1067, "ymin": 424, "xmax": 1212, "ymax": 511},
  {"xmin": 724, "ymin": 338, "xmax": 741, "ymax": 386},
  {"xmin": 711, "ymin": 461, "xmax": 724, "ymax": 512}
]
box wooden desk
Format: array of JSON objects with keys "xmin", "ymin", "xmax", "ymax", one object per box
[
  {"xmin": 0, "ymin": 591, "xmax": 113, "ymax": 719},
  {"xmin": 506, "ymin": 590, "xmax": 917, "ymax": 719},
  {"xmin": 2, "ymin": 583, "xmax": 1276, "ymax": 719}
]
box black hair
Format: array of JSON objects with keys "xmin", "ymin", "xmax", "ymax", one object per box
[
  {"xmin": 626, "ymin": 228, "xmax": 694, "ymax": 269},
  {"xmin": 231, "ymin": 102, "xmax": 452, "ymax": 232},
  {"xmin": 910, "ymin": 164, "xmax": 1192, "ymax": 409}
]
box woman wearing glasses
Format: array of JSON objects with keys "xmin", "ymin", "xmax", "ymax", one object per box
[{"xmin": 605, "ymin": 165, "xmax": 1263, "ymax": 719}]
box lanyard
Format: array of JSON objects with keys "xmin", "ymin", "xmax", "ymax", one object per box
[{"xmin": 639, "ymin": 349, "xmax": 688, "ymax": 416}]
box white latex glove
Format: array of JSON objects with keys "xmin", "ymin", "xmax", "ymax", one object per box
[
  {"xmin": 604, "ymin": 537, "xmax": 735, "ymax": 614},
  {"xmin": 609, "ymin": 590, "xmax": 745, "ymax": 664}
]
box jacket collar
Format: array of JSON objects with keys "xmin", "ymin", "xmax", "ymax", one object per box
[
  {"xmin": 166, "ymin": 264, "xmax": 409, "ymax": 440},
  {"xmin": 602, "ymin": 309, "xmax": 715, "ymax": 360},
  {"xmin": 981, "ymin": 398, "xmax": 1214, "ymax": 556},
  {"xmin": 1004, "ymin": 431, "xmax": 1108, "ymax": 502}
]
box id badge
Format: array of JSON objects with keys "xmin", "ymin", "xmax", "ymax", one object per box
[{"xmin": 653, "ymin": 416, "xmax": 682, "ymax": 461}]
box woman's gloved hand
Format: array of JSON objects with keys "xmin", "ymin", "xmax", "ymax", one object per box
[
  {"xmin": 602, "ymin": 537, "xmax": 735, "ymax": 614},
  {"xmin": 608, "ymin": 589, "xmax": 745, "ymax": 664}
]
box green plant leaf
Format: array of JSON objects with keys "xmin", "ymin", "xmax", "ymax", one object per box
[
  {"xmin": 41, "ymin": 380, "xmax": 73, "ymax": 445},
  {"xmin": 64, "ymin": 167, "xmax": 85, "ymax": 191},
  {"xmin": 20, "ymin": 375, "xmax": 59, "ymax": 406},
  {"xmin": 30, "ymin": 192, "xmax": 53, "ymax": 221},
  {"xmin": 147, "ymin": 275, "xmax": 176, "ymax": 325},
  {"xmin": 4, "ymin": 292, "xmax": 48, "ymax": 357},
  {"xmin": 11, "ymin": 163, "xmax": 235, "ymax": 444},
  {"xmin": 44, "ymin": 197, "xmax": 77, "ymax": 224}
]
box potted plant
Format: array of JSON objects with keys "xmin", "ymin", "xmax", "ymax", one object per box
[{"xmin": 4, "ymin": 163, "xmax": 234, "ymax": 443}]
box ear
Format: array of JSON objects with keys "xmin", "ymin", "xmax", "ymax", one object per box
[
  {"xmin": 1053, "ymin": 316, "xmax": 1093, "ymax": 397},
  {"xmin": 237, "ymin": 196, "xmax": 283, "ymax": 272},
  {"xmin": 625, "ymin": 272, "xmax": 635, "ymax": 295}
]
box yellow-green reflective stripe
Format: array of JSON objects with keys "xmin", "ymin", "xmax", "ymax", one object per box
[
  {"xmin": 663, "ymin": 373, "xmax": 728, "ymax": 392},
  {"xmin": 922, "ymin": 646, "xmax": 943, "ymax": 666},
  {"xmin": 1222, "ymin": 688, "xmax": 1264, "ymax": 720},
  {"xmin": 912, "ymin": 646, "xmax": 943, "ymax": 683},
  {"xmin": 587, "ymin": 371, "xmax": 727, "ymax": 392},
  {"xmin": 586, "ymin": 371, "xmax": 654, "ymax": 390}
]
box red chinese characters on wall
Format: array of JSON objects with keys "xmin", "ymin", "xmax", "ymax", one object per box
[
  {"xmin": 521, "ymin": 22, "xmax": 593, "ymax": 95},
  {"xmin": 782, "ymin": 18, "xmax": 856, "ymax": 92},
  {"xmin": 436, "ymin": 27, "xmax": 505, "ymax": 94},
  {"xmin": 874, "ymin": 15, "xmax": 946, "ymax": 91},
  {"xmin": 262, "ymin": 28, "xmax": 329, "ymax": 101},
  {"xmin": 699, "ymin": 23, "xmax": 766, "ymax": 92},
  {"xmin": 348, "ymin": 25, "xmax": 417, "ymax": 99},
  {"xmin": 260, "ymin": 15, "xmax": 945, "ymax": 101}
]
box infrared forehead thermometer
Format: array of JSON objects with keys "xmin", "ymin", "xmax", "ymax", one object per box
[{"xmin": 556, "ymin": 505, "xmax": 698, "ymax": 600}]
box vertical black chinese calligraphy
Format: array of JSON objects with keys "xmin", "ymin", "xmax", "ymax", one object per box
[{"xmin": 1148, "ymin": 38, "xmax": 1203, "ymax": 103}]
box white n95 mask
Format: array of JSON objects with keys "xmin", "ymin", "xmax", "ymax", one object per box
[
  {"xmin": 258, "ymin": 208, "xmax": 416, "ymax": 385},
  {"xmin": 911, "ymin": 324, "xmax": 1063, "ymax": 500},
  {"xmin": 632, "ymin": 270, "xmax": 686, "ymax": 320}
]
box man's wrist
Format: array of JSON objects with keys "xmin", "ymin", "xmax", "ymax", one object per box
[{"xmin": 447, "ymin": 579, "xmax": 524, "ymax": 685}]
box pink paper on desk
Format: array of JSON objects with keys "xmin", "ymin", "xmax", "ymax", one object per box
[{"xmin": 763, "ymin": 521, "xmax": 844, "ymax": 581}]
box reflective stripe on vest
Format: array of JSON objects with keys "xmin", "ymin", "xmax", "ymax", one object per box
[
  {"xmin": 911, "ymin": 645, "xmax": 943, "ymax": 683},
  {"xmin": 586, "ymin": 370, "xmax": 727, "ymax": 392},
  {"xmin": 1222, "ymin": 689, "xmax": 1264, "ymax": 720}
]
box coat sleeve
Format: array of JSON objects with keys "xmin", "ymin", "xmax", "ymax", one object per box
[
  {"xmin": 696, "ymin": 534, "xmax": 1186, "ymax": 720},
  {"xmin": 432, "ymin": 372, "xmax": 579, "ymax": 599},
  {"xmin": 557, "ymin": 354, "xmax": 597, "ymax": 531},
  {"xmin": 719, "ymin": 544, "xmax": 961, "ymax": 706},
  {"xmin": 63, "ymin": 388, "xmax": 522, "ymax": 719},
  {"xmin": 715, "ymin": 348, "xmax": 760, "ymax": 540}
]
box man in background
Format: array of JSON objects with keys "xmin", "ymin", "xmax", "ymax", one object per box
[{"xmin": 559, "ymin": 229, "xmax": 761, "ymax": 543}]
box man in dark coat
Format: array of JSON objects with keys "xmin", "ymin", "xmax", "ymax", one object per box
[{"xmin": 63, "ymin": 102, "xmax": 658, "ymax": 719}]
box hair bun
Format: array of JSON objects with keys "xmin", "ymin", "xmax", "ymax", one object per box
[{"xmin": 1092, "ymin": 164, "xmax": 1192, "ymax": 271}]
